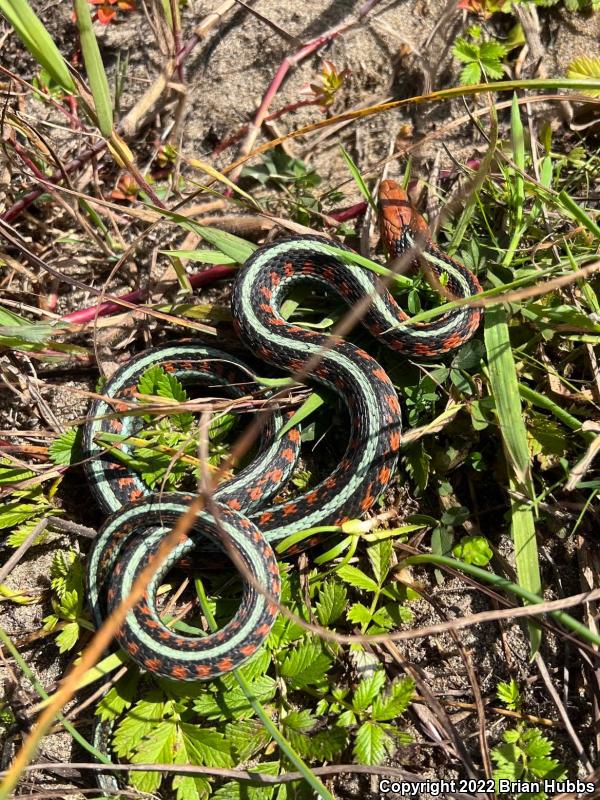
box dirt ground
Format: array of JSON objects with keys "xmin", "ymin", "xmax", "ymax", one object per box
[{"xmin": 1, "ymin": 0, "xmax": 600, "ymax": 796}]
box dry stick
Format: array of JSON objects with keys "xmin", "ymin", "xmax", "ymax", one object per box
[
  {"xmin": 2, "ymin": 762, "xmax": 479, "ymax": 798},
  {"xmin": 0, "ymin": 519, "xmax": 48, "ymax": 584},
  {"xmin": 413, "ymin": 586, "xmax": 493, "ymax": 783},
  {"xmin": 228, "ymin": 0, "xmax": 385, "ymax": 183},
  {"xmin": 534, "ymin": 653, "xmax": 594, "ymax": 773},
  {"xmin": 384, "ymin": 640, "xmax": 480, "ymax": 782}
]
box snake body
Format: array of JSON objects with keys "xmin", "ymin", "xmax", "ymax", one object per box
[{"xmin": 83, "ymin": 181, "xmax": 482, "ymax": 682}]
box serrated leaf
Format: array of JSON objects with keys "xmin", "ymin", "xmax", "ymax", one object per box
[
  {"xmin": 367, "ymin": 539, "xmax": 392, "ymax": 585},
  {"xmin": 347, "ymin": 603, "xmax": 372, "ymax": 626},
  {"xmin": 112, "ymin": 695, "xmax": 172, "ymax": 758},
  {"xmin": 129, "ymin": 719, "xmax": 177, "ymax": 794},
  {"xmin": 283, "ymin": 710, "xmax": 316, "ymax": 733},
  {"xmin": 352, "ymin": 670, "xmax": 386, "ymax": 713},
  {"xmin": 225, "ymin": 718, "xmax": 271, "ymax": 761},
  {"xmin": 286, "ymin": 721, "xmax": 347, "ymax": 761},
  {"xmin": 496, "ymin": 679, "xmax": 520, "ymax": 710},
  {"xmin": 353, "ymin": 721, "xmax": 394, "ymax": 765},
  {"xmin": 279, "ymin": 640, "xmax": 332, "ymax": 686},
  {"xmin": 0, "ymin": 502, "xmax": 46, "ymax": 529},
  {"xmin": 192, "ymin": 676, "xmax": 276, "ymax": 720},
  {"xmin": 372, "ymin": 677, "xmax": 415, "ymax": 721},
  {"xmin": 479, "ymin": 41, "xmax": 509, "ymax": 60},
  {"xmin": 55, "ymin": 621, "xmax": 81, "ymax": 652},
  {"xmin": 49, "ymin": 428, "xmax": 83, "ymax": 466},
  {"xmin": 178, "ymin": 722, "xmax": 233, "ymax": 767},
  {"xmin": 173, "ymin": 773, "xmax": 211, "ymax": 800},
  {"xmin": 453, "ymin": 37, "xmax": 479, "ymax": 63},
  {"xmin": 316, "ymin": 581, "xmax": 347, "ymax": 625},
  {"xmin": 566, "ymin": 56, "xmax": 600, "ymax": 97},
  {"xmin": 460, "ymin": 61, "xmax": 482, "ymax": 85},
  {"xmin": 212, "ymin": 762, "xmax": 280, "ymax": 800},
  {"xmin": 336, "ymin": 564, "xmax": 379, "ymax": 593}
]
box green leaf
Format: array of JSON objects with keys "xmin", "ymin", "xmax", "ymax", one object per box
[
  {"xmin": 73, "ymin": 0, "xmax": 113, "ymax": 136},
  {"xmin": 460, "ymin": 61, "xmax": 482, "ymax": 85},
  {"xmin": 339, "ymin": 145, "xmax": 376, "ymax": 211},
  {"xmin": 372, "ymin": 677, "xmax": 415, "ymax": 721},
  {"xmin": 352, "ymin": 670, "xmax": 386, "ymax": 713},
  {"xmin": 225, "ymin": 719, "xmax": 271, "ymax": 761},
  {"xmin": 96, "ymin": 670, "xmax": 141, "ymax": 722},
  {"xmin": 212, "ymin": 762, "xmax": 280, "ymax": 800},
  {"xmin": 452, "ymin": 535, "xmax": 493, "ymax": 566},
  {"xmin": 55, "ymin": 621, "xmax": 81, "ymax": 652},
  {"xmin": 173, "ymin": 773, "xmax": 211, "ymax": 800},
  {"xmin": 130, "ymin": 719, "xmax": 177, "ymax": 794},
  {"xmin": 479, "ymin": 41, "xmax": 509, "ymax": 61},
  {"xmin": 316, "ymin": 581, "xmax": 347, "ymax": 626},
  {"xmin": 336, "ymin": 564, "xmax": 380, "ymax": 593},
  {"xmin": 353, "ymin": 721, "xmax": 394, "ymax": 765},
  {"xmin": 112, "ymin": 694, "xmax": 172, "ymax": 758},
  {"xmin": 284, "ymin": 713, "xmax": 347, "ymax": 760},
  {"xmin": 484, "ymin": 305, "xmax": 541, "ymax": 653},
  {"xmin": 192, "ymin": 676, "xmax": 276, "ymax": 720},
  {"xmin": 496, "ymin": 678, "xmax": 521, "ymax": 711},
  {"xmin": 402, "ymin": 441, "xmax": 430, "ymax": 494},
  {"xmin": 367, "ymin": 539, "xmax": 393, "ymax": 585},
  {"xmin": 138, "ymin": 365, "xmax": 188, "ymax": 403},
  {"xmin": 0, "ymin": 463, "xmax": 36, "ymax": 485},
  {"xmin": 178, "ymin": 723, "xmax": 233, "ymax": 768},
  {"xmin": 0, "ymin": 502, "xmax": 46, "ymax": 529},
  {"xmin": 566, "ymin": 56, "xmax": 600, "ymax": 97},
  {"xmin": 278, "ymin": 391, "xmax": 324, "ymax": 438},
  {"xmin": 49, "ymin": 428, "xmax": 84, "ymax": 466},
  {"xmin": 347, "ymin": 603, "xmax": 372, "ymax": 626},
  {"xmin": 147, "ymin": 208, "xmax": 256, "ymax": 264},
  {"xmin": 452, "ymin": 38, "xmax": 479, "ymax": 63},
  {"xmin": 279, "ymin": 640, "xmax": 332, "ymax": 687}
]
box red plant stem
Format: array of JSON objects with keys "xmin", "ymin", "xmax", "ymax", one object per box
[
  {"xmin": 212, "ymin": 99, "xmax": 322, "ymax": 157},
  {"xmin": 1, "ymin": 139, "xmax": 107, "ymax": 223},
  {"xmin": 61, "ymin": 264, "xmax": 235, "ymax": 325},
  {"xmin": 327, "ymin": 202, "xmax": 366, "ymax": 222}
]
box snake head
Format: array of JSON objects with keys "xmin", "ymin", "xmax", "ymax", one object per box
[{"xmin": 378, "ymin": 179, "xmax": 430, "ymax": 258}]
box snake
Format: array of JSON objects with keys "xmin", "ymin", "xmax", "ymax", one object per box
[{"xmin": 83, "ymin": 179, "xmax": 482, "ymax": 685}]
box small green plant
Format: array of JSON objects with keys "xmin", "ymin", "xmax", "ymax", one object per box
[
  {"xmin": 42, "ymin": 550, "xmax": 89, "ymax": 652},
  {"xmin": 452, "ymin": 534, "xmax": 493, "ymax": 566},
  {"xmin": 492, "ymin": 681, "xmax": 567, "ymax": 799},
  {"xmin": 92, "ymin": 365, "xmax": 237, "ymax": 492},
  {"xmin": 240, "ymin": 148, "xmax": 344, "ymax": 226},
  {"xmin": 0, "ymin": 460, "xmax": 59, "ymax": 548},
  {"xmin": 452, "ymin": 27, "xmax": 509, "ymax": 85}
]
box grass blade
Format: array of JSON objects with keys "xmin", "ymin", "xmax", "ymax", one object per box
[
  {"xmin": 339, "ymin": 145, "xmax": 376, "ymax": 211},
  {"xmin": 0, "ymin": 0, "xmax": 76, "ymax": 92},
  {"xmin": 485, "ymin": 306, "xmax": 542, "ymax": 654},
  {"xmin": 73, "ymin": 0, "xmax": 113, "ymax": 137}
]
